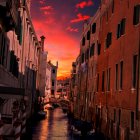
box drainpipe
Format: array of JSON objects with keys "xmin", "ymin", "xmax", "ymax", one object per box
[
  {"xmin": 136, "ymin": 24, "xmax": 140, "ymax": 120},
  {"xmin": 135, "ymin": 22, "xmax": 140, "ymax": 140}
]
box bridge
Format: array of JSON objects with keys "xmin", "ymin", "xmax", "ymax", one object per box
[{"xmin": 44, "ymin": 98, "xmax": 70, "ymax": 111}]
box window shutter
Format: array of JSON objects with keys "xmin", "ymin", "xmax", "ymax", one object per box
[
  {"xmin": 117, "ymin": 24, "xmax": 121, "ymax": 38},
  {"xmin": 98, "ymin": 43, "xmax": 101, "ymax": 55},
  {"xmin": 133, "ymin": 5, "xmax": 140, "ymax": 25},
  {"xmin": 86, "ymin": 49, "xmax": 89, "ymax": 60},
  {"xmin": 108, "ymin": 32, "xmax": 112, "ymax": 46},
  {"xmin": 19, "ymin": 24, "xmax": 22, "ymax": 45},
  {"xmin": 82, "ymin": 37, "xmax": 85, "ymax": 46},
  {"xmin": 87, "ymin": 31, "xmax": 90, "ymax": 40},
  {"xmin": 112, "ymin": 0, "xmax": 114, "ymax": 13}
]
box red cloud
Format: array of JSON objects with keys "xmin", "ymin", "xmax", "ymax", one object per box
[
  {"xmin": 76, "ymin": 0, "xmax": 94, "ymax": 9},
  {"xmin": 66, "ymin": 26, "xmax": 78, "ymax": 32},
  {"xmin": 70, "ymin": 13, "xmax": 90, "ymax": 23},
  {"xmin": 40, "ymin": 6, "xmax": 53, "ymax": 11},
  {"xmin": 39, "ymin": 0, "xmax": 45, "ymax": 5},
  {"xmin": 44, "ymin": 11, "xmax": 51, "ymax": 15},
  {"xmin": 40, "ymin": 6, "xmax": 54, "ymax": 15}
]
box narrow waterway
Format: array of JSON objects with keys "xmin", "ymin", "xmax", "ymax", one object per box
[{"xmin": 31, "ymin": 108, "xmax": 104, "ymax": 140}]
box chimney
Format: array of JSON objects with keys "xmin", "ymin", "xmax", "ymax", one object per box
[
  {"xmin": 56, "ymin": 61, "xmax": 58, "ymax": 68},
  {"xmin": 40, "ymin": 36, "xmax": 45, "ymax": 51},
  {"xmin": 48, "ymin": 60, "xmax": 51, "ymax": 64}
]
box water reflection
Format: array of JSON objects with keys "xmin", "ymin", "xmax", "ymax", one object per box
[{"xmin": 32, "ymin": 108, "xmax": 103, "ymax": 140}]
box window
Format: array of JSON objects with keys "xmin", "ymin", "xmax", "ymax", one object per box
[
  {"xmin": 92, "ymin": 23, "xmax": 96, "ymax": 33},
  {"xmin": 10, "ymin": 51, "xmax": 19, "ymax": 78},
  {"xmin": 102, "ymin": 71, "xmax": 105, "ymax": 92},
  {"xmin": 98, "ymin": 107, "xmax": 101, "ymax": 118},
  {"xmin": 133, "ymin": 5, "xmax": 140, "ymax": 25},
  {"xmin": 117, "ymin": 18, "xmax": 126, "ymax": 38},
  {"xmin": 52, "ymin": 80, "xmax": 54, "ymax": 86},
  {"xmin": 120, "ymin": 61, "xmax": 123, "ymax": 90},
  {"xmin": 118, "ymin": 109, "xmax": 121, "ymax": 125},
  {"xmin": 0, "ymin": 32, "xmax": 4, "ymax": 65},
  {"xmin": 22, "ymin": 0, "xmax": 26, "ymax": 5},
  {"xmin": 117, "ymin": 109, "xmax": 121, "ymax": 138},
  {"xmin": 17, "ymin": 12, "xmax": 22, "ymax": 45},
  {"xmin": 117, "ymin": 24, "xmax": 121, "ymax": 38},
  {"xmin": 95, "ymin": 105, "xmax": 98, "ymax": 114},
  {"xmin": 52, "ymin": 69, "xmax": 55, "ymax": 73},
  {"xmin": 90, "ymin": 43, "xmax": 95, "ymax": 57},
  {"xmin": 98, "ymin": 43, "xmax": 101, "ymax": 55},
  {"xmin": 112, "ymin": 0, "xmax": 114, "ymax": 13},
  {"xmin": 114, "ymin": 109, "xmax": 116, "ymax": 123},
  {"xmin": 82, "ymin": 37, "xmax": 85, "ymax": 46},
  {"xmin": 51, "ymin": 90, "xmax": 54, "ymax": 95},
  {"xmin": 106, "ymin": 32, "xmax": 112, "ymax": 48},
  {"xmin": 19, "ymin": 24, "xmax": 22, "ymax": 45},
  {"xmin": 107, "ymin": 68, "xmax": 111, "ymax": 91},
  {"xmin": 132, "ymin": 55, "xmax": 137, "ymax": 88},
  {"xmin": 120, "ymin": 18, "xmax": 126, "ymax": 35},
  {"xmin": 0, "ymin": 32, "xmax": 8, "ymax": 67},
  {"xmin": 87, "ymin": 31, "xmax": 90, "ymax": 40},
  {"xmin": 131, "ymin": 112, "xmax": 134, "ymax": 131},
  {"xmin": 115, "ymin": 64, "xmax": 118, "ymax": 90},
  {"xmin": 97, "ymin": 73, "xmax": 99, "ymax": 92}
]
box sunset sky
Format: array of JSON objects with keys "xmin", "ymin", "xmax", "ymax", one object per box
[{"xmin": 31, "ymin": 0, "xmax": 100, "ymax": 79}]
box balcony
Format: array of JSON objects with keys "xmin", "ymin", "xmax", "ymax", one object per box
[
  {"xmin": 0, "ymin": 0, "xmax": 19, "ymax": 31},
  {"xmin": 0, "ymin": 65, "xmax": 18, "ymax": 87}
]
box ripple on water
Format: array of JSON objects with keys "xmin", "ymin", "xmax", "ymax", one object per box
[{"xmin": 31, "ymin": 108, "xmax": 104, "ymax": 140}]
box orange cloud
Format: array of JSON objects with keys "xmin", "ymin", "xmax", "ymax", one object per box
[
  {"xmin": 66, "ymin": 26, "xmax": 78, "ymax": 32},
  {"xmin": 70, "ymin": 13, "xmax": 90, "ymax": 23},
  {"xmin": 76, "ymin": 0, "xmax": 94, "ymax": 9},
  {"xmin": 32, "ymin": 19, "xmax": 79, "ymax": 78}
]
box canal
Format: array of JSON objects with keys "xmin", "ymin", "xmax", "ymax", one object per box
[{"xmin": 29, "ymin": 108, "xmax": 104, "ymax": 140}]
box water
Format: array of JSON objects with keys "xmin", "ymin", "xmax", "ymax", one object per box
[{"xmin": 31, "ymin": 108, "xmax": 104, "ymax": 140}]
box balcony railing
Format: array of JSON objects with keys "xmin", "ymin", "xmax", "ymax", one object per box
[{"xmin": 0, "ymin": 65, "xmax": 18, "ymax": 87}]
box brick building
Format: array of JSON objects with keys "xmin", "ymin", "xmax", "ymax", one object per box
[{"xmin": 70, "ymin": 0, "xmax": 140, "ymax": 139}]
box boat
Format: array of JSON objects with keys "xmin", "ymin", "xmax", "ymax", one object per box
[
  {"xmin": 37, "ymin": 110, "xmax": 47, "ymax": 119},
  {"xmin": 71, "ymin": 125, "xmax": 81, "ymax": 135},
  {"xmin": 69, "ymin": 114, "xmax": 93, "ymax": 136},
  {"xmin": 45, "ymin": 104, "xmax": 54, "ymax": 110}
]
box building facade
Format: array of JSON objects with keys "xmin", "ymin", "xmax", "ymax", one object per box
[
  {"xmin": 38, "ymin": 36, "xmax": 48, "ymax": 97},
  {"xmin": 70, "ymin": 0, "xmax": 140, "ymax": 140},
  {"xmin": 48, "ymin": 61, "xmax": 58, "ymax": 97},
  {"xmin": 45, "ymin": 61, "xmax": 52, "ymax": 98},
  {"xmin": 57, "ymin": 78, "xmax": 70, "ymax": 98},
  {"xmin": 0, "ymin": 0, "xmax": 47, "ymax": 139}
]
